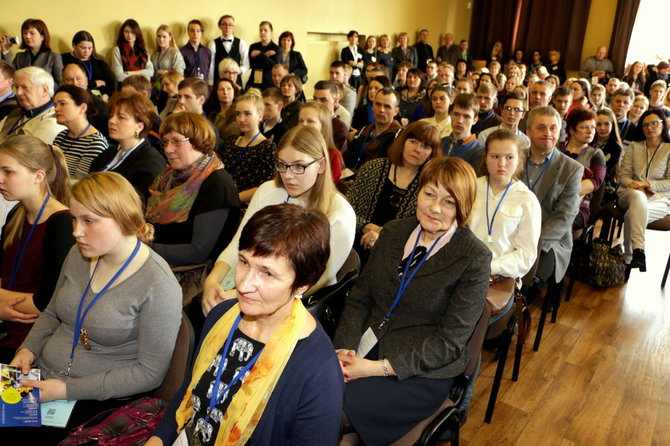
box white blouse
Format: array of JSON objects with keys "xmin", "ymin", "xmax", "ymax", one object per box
[{"xmin": 468, "ymin": 176, "xmax": 542, "ymax": 278}]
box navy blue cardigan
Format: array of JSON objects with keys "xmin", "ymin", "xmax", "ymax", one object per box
[{"xmin": 152, "ymin": 299, "xmax": 344, "ymax": 445}]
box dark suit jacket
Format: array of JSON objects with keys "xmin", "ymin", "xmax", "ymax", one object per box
[
  {"xmin": 274, "ymin": 50, "xmax": 308, "ymax": 81},
  {"xmin": 524, "ymin": 148, "xmax": 583, "ymax": 281},
  {"xmin": 391, "ymin": 46, "xmax": 418, "ymax": 68},
  {"xmin": 333, "ymin": 217, "xmax": 491, "ymax": 380},
  {"xmin": 89, "ymin": 139, "xmax": 166, "ymax": 203},
  {"xmin": 0, "ymin": 95, "xmax": 18, "ymax": 121}
]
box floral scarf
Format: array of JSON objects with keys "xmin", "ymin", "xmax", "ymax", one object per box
[
  {"xmin": 119, "ymin": 42, "xmax": 148, "ymax": 72},
  {"xmin": 145, "ymin": 154, "xmax": 223, "ymax": 224},
  {"xmin": 174, "ymin": 299, "xmax": 307, "ymax": 445}
]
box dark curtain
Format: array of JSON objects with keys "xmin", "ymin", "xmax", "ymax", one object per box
[
  {"xmin": 469, "ymin": 0, "xmax": 520, "ymax": 63},
  {"xmin": 609, "ymin": 0, "xmax": 641, "ymax": 75},
  {"xmin": 515, "ymin": 0, "xmax": 591, "ymax": 71},
  {"xmin": 470, "ymin": 0, "xmax": 591, "ymax": 71}
]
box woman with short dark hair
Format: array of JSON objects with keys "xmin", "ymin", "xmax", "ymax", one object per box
[
  {"xmin": 1, "ymin": 19, "xmax": 63, "ymax": 84},
  {"xmin": 274, "ymin": 31, "xmax": 307, "ymax": 83}
]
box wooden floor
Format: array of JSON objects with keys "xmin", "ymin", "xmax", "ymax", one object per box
[{"xmin": 452, "ymin": 228, "xmax": 670, "ymax": 446}]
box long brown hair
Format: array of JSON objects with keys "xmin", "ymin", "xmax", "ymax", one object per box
[{"xmin": 1, "ymin": 135, "xmax": 71, "ymax": 249}]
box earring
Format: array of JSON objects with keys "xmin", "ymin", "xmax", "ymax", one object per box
[
  {"xmin": 293, "ymin": 294, "xmax": 303, "ymax": 300},
  {"xmin": 135, "ymin": 131, "xmax": 141, "ymax": 138}
]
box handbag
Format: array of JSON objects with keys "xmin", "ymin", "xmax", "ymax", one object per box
[
  {"xmin": 585, "ymin": 238, "xmax": 627, "ymax": 288},
  {"xmin": 58, "ymin": 396, "xmax": 166, "ymax": 446}
]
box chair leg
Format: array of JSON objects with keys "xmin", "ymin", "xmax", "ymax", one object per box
[
  {"xmin": 533, "ymin": 308, "xmax": 547, "ymax": 351},
  {"xmin": 484, "ymin": 332, "xmax": 511, "ymax": 423},
  {"xmin": 512, "ymin": 337, "xmax": 523, "ymax": 381},
  {"xmin": 564, "ymin": 272, "xmax": 575, "ymax": 302},
  {"xmin": 662, "ymin": 253, "xmax": 670, "ymax": 288}
]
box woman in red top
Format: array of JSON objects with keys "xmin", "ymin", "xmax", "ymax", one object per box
[{"xmin": 0, "ymin": 135, "xmax": 73, "ymax": 362}]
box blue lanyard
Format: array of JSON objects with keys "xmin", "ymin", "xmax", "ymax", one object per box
[
  {"xmin": 66, "ymin": 238, "xmax": 141, "ymax": 376},
  {"xmin": 379, "ymin": 229, "xmax": 445, "ymax": 330},
  {"xmin": 525, "ymin": 149, "xmax": 554, "ymax": 192},
  {"xmin": 480, "ymin": 111, "xmax": 495, "ymax": 125},
  {"xmin": 103, "ymin": 140, "xmax": 143, "ymax": 171},
  {"xmin": 7, "ymin": 102, "xmax": 54, "ymax": 135},
  {"xmin": 645, "ymin": 142, "xmax": 662, "ymax": 178},
  {"xmin": 486, "ymin": 180, "xmax": 513, "ymax": 243},
  {"xmin": 229, "ymin": 131, "xmax": 261, "ymax": 175},
  {"xmin": 74, "ymin": 123, "xmax": 91, "ymax": 139},
  {"xmin": 8, "ymin": 193, "xmax": 50, "ymax": 290},
  {"xmin": 82, "ymin": 59, "xmax": 93, "ymax": 81},
  {"xmin": 205, "ymin": 313, "xmax": 264, "ymax": 423}
]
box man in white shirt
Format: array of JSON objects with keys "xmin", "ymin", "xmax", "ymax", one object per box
[{"xmin": 209, "ymin": 14, "xmax": 250, "ymax": 87}]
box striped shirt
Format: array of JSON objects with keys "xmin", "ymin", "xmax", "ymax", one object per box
[{"xmin": 53, "ymin": 130, "xmax": 108, "ymax": 180}]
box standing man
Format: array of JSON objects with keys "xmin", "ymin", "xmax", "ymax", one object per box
[
  {"xmin": 414, "ymin": 29, "xmax": 434, "ymax": 72},
  {"xmin": 181, "ymin": 20, "xmax": 214, "ymax": 85},
  {"xmin": 209, "ymin": 15, "xmax": 250, "ymax": 88},
  {"xmin": 341, "ymin": 31, "xmax": 364, "ymax": 91},
  {"xmin": 0, "ymin": 60, "xmax": 18, "ymax": 120},
  {"xmin": 436, "ymin": 33, "xmax": 460, "ymax": 67},
  {"xmin": 523, "ymin": 106, "xmax": 583, "ymax": 310},
  {"xmin": 0, "ymin": 67, "xmax": 65, "ymax": 143},
  {"xmin": 579, "ymin": 45, "xmax": 615, "ymax": 83}
]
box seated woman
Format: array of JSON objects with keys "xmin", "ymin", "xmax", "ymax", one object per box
[
  {"xmin": 89, "ymin": 91, "xmax": 165, "ymax": 203},
  {"xmin": 147, "ymin": 112, "xmax": 240, "ymax": 267},
  {"xmin": 280, "ymin": 73, "xmax": 303, "ymax": 129},
  {"xmin": 217, "ymin": 57, "xmax": 243, "ymax": 95},
  {"xmin": 622, "ymin": 61, "xmax": 646, "ymax": 93},
  {"xmin": 61, "ymin": 31, "xmax": 117, "ymax": 98},
  {"xmin": 590, "ymin": 84, "xmax": 607, "ymax": 111},
  {"xmin": 148, "ymin": 204, "xmax": 343, "ymax": 446},
  {"xmin": 469, "ymin": 128, "xmax": 541, "ymax": 281},
  {"xmin": 151, "ymin": 25, "xmax": 185, "ymax": 82},
  {"xmin": 420, "ymin": 84, "xmax": 453, "ymax": 138},
  {"xmin": 218, "ymin": 89, "xmax": 277, "ymax": 205},
  {"xmin": 274, "ymin": 31, "xmax": 308, "ymax": 83},
  {"xmin": 399, "ymin": 68, "xmax": 426, "ymax": 124},
  {"xmin": 628, "ymin": 94, "xmax": 649, "ymax": 125},
  {"xmin": 298, "ymin": 102, "xmax": 344, "ymax": 183},
  {"xmin": 351, "ymin": 75, "xmax": 391, "ymax": 132},
  {"xmin": 111, "ymin": 18, "xmax": 154, "ymax": 82},
  {"xmin": 569, "ymin": 79, "xmax": 593, "ymax": 113},
  {"xmin": 334, "ymin": 156, "xmax": 491, "ymax": 446},
  {"xmin": 593, "ymin": 108, "xmax": 623, "ymax": 187},
  {"xmin": 617, "ymin": 110, "xmax": 670, "ymax": 271},
  {"xmin": 158, "ymin": 71, "xmax": 184, "ymax": 120},
  {"xmin": 0, "ymin": 135, "xmax": 73, "ymax": 363},
  {"xmin": 562, "ymin": 108, "xmax": 606, "ymax": 229},
  {"xmin": 202, "ymin": 126, "xmax": 355, "ymax": 315},
  {"xmin": 9, "ymin": 172, "xmax": 181, "ymax": 442},
  {"xmin": 0, "ymin": 19, "xmax": 63, "ymax": 84},
  {"xmin": 52, "ymin": 85, "xmax": 108, "ymax": 181},
  {"xmin": 207, "ymin": 78, "xmax": 239, "ymax": 140},
  {"xmin": 347, "ymin": 121, "xmax": 440, "ymax": 261}
]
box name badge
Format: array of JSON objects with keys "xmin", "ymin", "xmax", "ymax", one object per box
[
  {"xmin": 356, "ymin": 326, "xmax": 378, "ymax": 358},
  {"xmin": 253, "ymin": 70, "xmax": 264, "ymax": 84}
]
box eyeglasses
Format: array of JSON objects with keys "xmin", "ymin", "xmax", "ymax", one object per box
[
  {"xmin": 162, "ymin": 137, "xmax": 190, "ymax": 147},
  {"xmin": 274, "ymin": 157, "xmax": 323, "ymax": 174},
  {"xmin": 641, "ymin": 120, "xmax": 663, "ymax": 129},
  {"xmin": 503, "ymin": 106, "xmax": 525, "ymax": 113}
]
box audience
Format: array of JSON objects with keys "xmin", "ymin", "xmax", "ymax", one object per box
[
  {"xmin": 442, "ymin": 93, "xmax": 484, "ymax": 170},
  {"xmin": 180, "ymin": 20, "xmax": 213, "ymax": 85},
  {"xmin": 579, "ymin": 45, "xmax": 615, "ymax": 82},
  {"xmin": 61, "ymin": 31, "xmax": 116, "ymax": 98},
  {"xmin": 297, "ymin": 102, "xmax": 344, "ymax": 183},
  {"xmin": 151, "ymin": 25, "xmax": 185, "ymax": 81},
  {"xmin": 209, "ymin": 14, "xmax": 250, "ymax": 87},
  {"xmin": 247, "ymin": 21, "xmax": 278, "ymax": 90},
  {"xmin": 279, "ymin": 73, "xmax": 302, "ymax": 128},
  {"xmin": 111, "ymin": 19, "xmax": 154, "ymax": 82},
  {"xmin": 259, "ymin": 86, "xmax": 288, "ymax": 143},
  {"xmin": 207, "ymin": 78, "xmax": 239, "ymax": 140},
  {"xmin": 593, "ymin": 107, "xmax": 623, "ymax": 185},
  {"xmin": 420, "ymin": 84, "xmax": 453, "ymax": 137},
  {"xmin": 0, "ymin": 61, "xmax": 18, "ymax": 121},
  {"xmin": 275, "ymin": 30, "xmax": 308, "ymax": 83},
  {"xmin": 313, "ymin": 80, "xmax": 349, "ymax": 152},
  {"xmin": 1, "ymin": 19, "xmax": 63, "ymax": 84}
]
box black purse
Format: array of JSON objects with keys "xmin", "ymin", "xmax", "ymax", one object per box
[{"xmin": 585, "ymin": 238, "xmax": 627, "ymax": 288}]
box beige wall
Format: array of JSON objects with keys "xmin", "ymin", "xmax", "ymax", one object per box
[
  {"xmin": 1, "ymin": 0, "xmax": 469, "ymax": 94},
  {"xmin": 581, "ymin": 0, "xmax": 618, "ymax": 61}
]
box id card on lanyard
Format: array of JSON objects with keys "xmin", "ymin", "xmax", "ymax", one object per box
[{"xmin": 356, "ymin": 228, "xmax": 445, "ymax": 358}]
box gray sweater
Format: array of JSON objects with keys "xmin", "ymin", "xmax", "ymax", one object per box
[{"xmin": 20, "ymin": 246, "xmax": 182, "ymax": 401}]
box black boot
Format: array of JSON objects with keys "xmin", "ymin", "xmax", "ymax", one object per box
[{"xmin": 630, "ymin": 249, "xmax": 646, "ymax": 272}]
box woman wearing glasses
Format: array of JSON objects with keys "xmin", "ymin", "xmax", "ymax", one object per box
[
  {"xmin": 562, "ymin": 107, "xmax": 606, "ymax": 229},
  {"xmin": 201, "ymin": 125, "xmax": 355, "ymax": 315},
  {"xmin": 145, "ymin": 112, "xmax": 240, "ymax": 268},
  {"xmin": 617, "ymin": 110, "xmax": 670, "ymax": 272}
]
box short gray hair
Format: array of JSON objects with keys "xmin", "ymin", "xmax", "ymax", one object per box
[
  {"xmin": 526, "ymin": 106, "xmax": 561, "ymax": 128},
  {"xmin": 16, "ymin": 66, "xmax": 55, "ymax": 98}
]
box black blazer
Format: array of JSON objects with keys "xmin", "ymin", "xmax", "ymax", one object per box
[
  {"xmin": 275, "ymin": 50, "xmax": 308, "ymax": 81},
  {"xmin": 89, "ymin": 139, "xmax": 166, "ymax": 203},
  {"xmin": 333, "ymin": 217, "xmax": 491, "ymax": 380}
]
